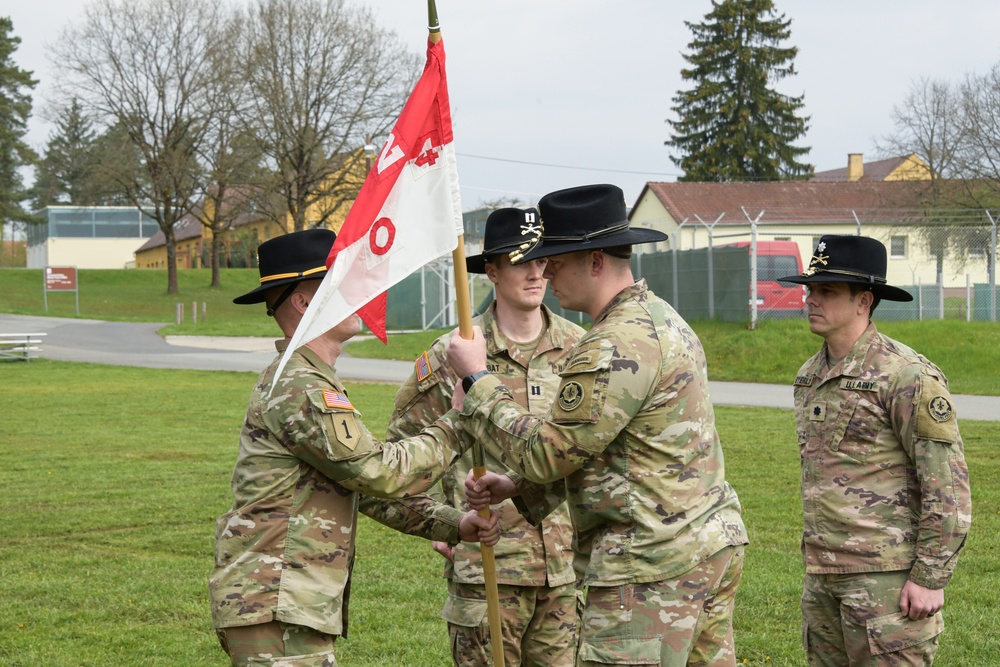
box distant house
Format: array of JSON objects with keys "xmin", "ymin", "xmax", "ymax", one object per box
[
  {"xmin": 27, "ymin": 206, "xmax": 159, "ymax": 269},
  {"xmin": 135, "ymin": 150, "xmax": 370, "ymax": 269},
  {"xmin": 133, "ymin": 204, "xmax": 289, "ymax": 270},
  {"xmin": 628, "ymin": 177, "xmax": 989, "ymax": 289},
  {"xmin": 811, "ymin": 153, "xmax": 931, "ymax": 183}
]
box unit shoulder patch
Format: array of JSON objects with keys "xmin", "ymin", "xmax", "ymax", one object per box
[
  {"xmin": 558, "ymin": 381, "xmax": 585, "ymax": 412},
  {"xmin": 914, "ymin": 376, "xmax": 959, "ymax": 444},
  {"xmin": 928, "ymin": 395, "xmax": 953, "ymax": 422}
]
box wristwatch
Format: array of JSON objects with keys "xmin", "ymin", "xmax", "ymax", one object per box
[{"xmin": 462, "ymin": 370, "xmax": 490, "ymax": 393}]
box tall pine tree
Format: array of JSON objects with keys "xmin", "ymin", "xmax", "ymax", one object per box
[
  {"xmin": 667, "ymin": 0, "xmax": 812, "ymax": 182},
  {"xmin": 31, "ymin": 98, "xmax": 101, "ymax": 208},
  {"xmin": 0, "ymin": 17, "xmax": 38, "ymax": 224}
]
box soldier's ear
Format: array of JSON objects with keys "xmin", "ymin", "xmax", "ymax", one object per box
[
  {"xmin": 858, "ymin": 289, "xmax": 874, "ymax": 312},
  {"xmin": 484, "ymin": 262, "xmax": 499, "ymax": 285}
]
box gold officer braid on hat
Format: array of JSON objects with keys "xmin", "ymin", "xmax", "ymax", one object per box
[
  {"xmin": 258, "ymin": 265, "xmax": 327, "ymax": 284},
  {"xmin": 509, "ymin": 210, "xmax": 543, "ymax": 264}
]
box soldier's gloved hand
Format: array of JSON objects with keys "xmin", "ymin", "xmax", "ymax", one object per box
[
  {"xmin": 447, "ymin": 326, "xmax": 487, "ymax": 378},
  {"xmin": 431, "ymin": 540, "xmax": 455, "ymax": 563},
  {"xmin": 464, "ymin": 470, "xmax": 518, "ymax": 510},
  {"xmin": 458, "ymin": 509, "xmax": 500, "ymax": 546}
]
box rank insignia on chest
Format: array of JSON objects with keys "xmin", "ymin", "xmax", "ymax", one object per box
[
  {"xmin": 928, "ymin": 395, "xmax": 954, "ymax": 422},
  {"xmin": 558, "ymin": 381, "xmax": 584, "ymax": 411},
  {"xmin": 809, "ymin": 402, "xmax": 826, "ymax": 421},
  {"xmin": 794, "ymin": 375, "xmax": 814, "ymax": 387},
  {"xmin": 323, "ymin": 389, "xmax": 354, "ymax": 411}
]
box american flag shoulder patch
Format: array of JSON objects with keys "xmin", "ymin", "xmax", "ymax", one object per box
[
  {"xmin": 415, "ymin": 352, "xmax": 432, "ymax": 382},
  {"xmin": 322, "ymin": 389, "xmax": 354, "ymax": 411}
]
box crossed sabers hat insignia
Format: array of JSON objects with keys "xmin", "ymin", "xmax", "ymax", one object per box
[{"xmin": 509, "ymin": 211, "xmax": 542, "ymax": 263}]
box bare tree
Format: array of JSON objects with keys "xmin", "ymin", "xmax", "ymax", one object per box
[
  {"xmin": 192, "ymin": 12, "xmax": 271, "ymax": 287},
  {"xmin": 238, "ymin": 0, "xmax": 421, "ymax": 232},
  {"xmin": 875, "ymin": 77, "xmax": 965, "ymax": 193},
  {"xmin": 876, "ymin": 76, "xmax": 1000, "ymax": 275},
  {"xmin": 957, "ymin": 63, "xmax": 1000, "ymax": 206},
  {"xmin": 51, "ymin": 0, "xmax": 237, "ymax": 294}
]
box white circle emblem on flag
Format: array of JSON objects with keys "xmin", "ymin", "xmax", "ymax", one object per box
[{"xmin": 370, "ymin": 218, "xmax": 396, "ymax": 256}]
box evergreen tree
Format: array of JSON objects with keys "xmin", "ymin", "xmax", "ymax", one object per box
[
  {"xmin": 667, "ymin": 0, "xmax": 812, "ymax": 182},
  {"xmin": 31, "ymin": 98, "xmax": 101, "ymax": 208},
  {"xmin": 0, "ymin": 17, "xmax": 38, "ymax": 223}
]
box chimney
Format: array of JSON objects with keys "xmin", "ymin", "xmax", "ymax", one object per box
[{"xmin": 847, "ymin": 153, "xmax": 864, "ymax": 182}]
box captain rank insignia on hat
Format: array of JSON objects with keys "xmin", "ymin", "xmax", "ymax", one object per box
[{"xmin": 510, "ymin": 210, "xmax": 542, "ymax": 264}]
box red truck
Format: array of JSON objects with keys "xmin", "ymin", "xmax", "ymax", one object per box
[{"xmin": 729, "ymin": 240, "xmax": 807, "ymax": 317}]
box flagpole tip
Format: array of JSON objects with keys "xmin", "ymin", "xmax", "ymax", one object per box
[{"xmin": 427, "ymin": 0, "xmax": 440, "ymax": 31}]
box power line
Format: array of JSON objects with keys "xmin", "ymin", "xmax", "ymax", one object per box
[{"xmin": 456, "ymin": 152, "xmax": 680, "ymax": 178}]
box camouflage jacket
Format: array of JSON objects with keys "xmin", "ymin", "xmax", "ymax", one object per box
[
  {"xmin": 794, "ymin": 323, "xmax": 971, "ymax": 588},
  {"xmin": 209, "ymin": 345, "xmax": 469, "ymax": 635},
  {"xmin": 461, "ymin": 281, "xmax": 748, "ymax": 587},
  {"xmin": 374, "ymin": 304, "xmax": 582, "ymax": 587}
]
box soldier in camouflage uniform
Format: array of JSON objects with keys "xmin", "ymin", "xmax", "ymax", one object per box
[
  {"xmin": 448, "ymin": 185, "xmax": 750, "ymax": 667},
  {"xmin": 778, "ymin": 235, "xmax": 971, "ymax": 666},
  {"xmin": 379, "ymin": 208, "xmax": 584, "ymax": 667},
  {"xmin": 209, "ymin": 229, "xmax": 499, "ymax": 667}
]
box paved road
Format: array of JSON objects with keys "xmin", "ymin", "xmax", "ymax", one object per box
[{"xmin": 3, "ymin": 313, "xmax": 997, "ymax": 421}]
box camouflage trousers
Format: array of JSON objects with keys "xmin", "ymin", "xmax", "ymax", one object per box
[
  {"xmin": 215, "ymin": 621, "xmax": 337, "ymax": 667},
  {"xmin": 440, "ymin": 579, "xmax": 580, "ymax": 667},
  {"xmin": 802, "ymin": 570, "xmax": 943, "ymax": 666},
  {"xmin": 577, "ymin": 544, "xmax": 745, "ymax": 667}
]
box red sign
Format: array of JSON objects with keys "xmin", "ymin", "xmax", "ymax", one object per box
[{"xmin": 45, "ymin": 266, "xmax": 78, "ymax": 291}]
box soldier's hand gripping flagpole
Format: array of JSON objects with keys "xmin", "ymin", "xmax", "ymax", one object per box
[{"xmin": 427, "ymin": 3, "xmax": 505, "ymax": 666}]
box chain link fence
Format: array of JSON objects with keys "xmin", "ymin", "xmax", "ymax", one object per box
[{"xmin": 382, "ymin": 209, "xmax": 999, "ymax": 331}]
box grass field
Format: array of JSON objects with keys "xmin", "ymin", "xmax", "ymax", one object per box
[
  {"xmin": 3, "ymin": 267, "xmax": 999, "ymax": 394},
  {"xmin": 1, "ymin": 361, "xmax": 997, "ymax": 666}
]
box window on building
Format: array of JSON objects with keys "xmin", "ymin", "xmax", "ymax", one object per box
[{"xmin": 890, "ymin": 236, "xmax": 907, "ymax": 259}]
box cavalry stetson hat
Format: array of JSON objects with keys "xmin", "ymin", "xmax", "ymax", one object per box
[
  {"xmin": 513, "ymin": 184, "xmax": 667, "ymax": 263},
  {"xmin": 233, "ymin": 228, "xmax": 336, "ymax": 306},
  {"xmin": 466, "ymin": 207, "xmax": 542, "ymax": 273},
  {"xmin": 777, "ymin": 234, "xmax": 913, "ymax": 302}
]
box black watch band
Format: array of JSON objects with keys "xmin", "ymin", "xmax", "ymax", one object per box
[{"xmin": 462, "ymin": 370, "xmax": 490, "ymax": 393}]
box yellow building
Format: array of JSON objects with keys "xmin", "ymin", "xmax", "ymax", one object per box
[
  {"xmin": 135, "ymin": 150, "xmax": 367, "ymax": 269},
  {"xmin": 811, "ymin": 153, "xmax": 931, "ymax": 182}
]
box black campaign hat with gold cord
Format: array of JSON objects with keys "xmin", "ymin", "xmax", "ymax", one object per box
[
  {"xmin": 511, "ymin": 184, "xmax": 667, "ymax": 264},
  {"xmin": 233, "ymin": 228, "xmax": 337, "ymax": 310},
  {"xmin": 777, "ymin": 234, "xmax": 913, "ymax": 302},
  {"xmin": 466, "ymin": 207, "xmax": 542, "ymax": 273}
]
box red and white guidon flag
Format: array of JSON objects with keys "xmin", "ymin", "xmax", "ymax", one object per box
[{"xmin": 274, "ymin": 37, "xmax": 462, "ymax": 381}]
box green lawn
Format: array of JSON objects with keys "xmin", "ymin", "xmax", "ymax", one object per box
[
  {"xmin": 2, "ymin": 267, "xmax": 999, "ymax": 394},
  {"xmin": 1, "ymin": 361, "xmax": 997, "ymax": 666}
]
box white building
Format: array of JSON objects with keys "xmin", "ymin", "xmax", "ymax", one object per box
[{"xmin": 27, "ymin": 207, "xmax": 158, "ymax": 269}]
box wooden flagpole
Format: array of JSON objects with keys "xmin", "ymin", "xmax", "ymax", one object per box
[{"xmin": 428, "ymin": 2, "xmax": 504, "ymax": 665}]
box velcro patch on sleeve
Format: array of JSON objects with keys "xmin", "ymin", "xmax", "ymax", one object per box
[
  {"xmin": 323, "ymin": 389, "xmax": 354, "ymax": 411},
  {"xmin": 551, "ymin": 342, "xmax": 613, "ymax": 424},
  {"xmin": 915, "ymin": 376, "xmax": 960, "ymax": 444},
  {"xmin": 307, "ymin": 389, "xmax": 372, "ymax": 461},
  {"xmin": 415, "ymin": 352, "xmax": 433, "ymax": 382}
]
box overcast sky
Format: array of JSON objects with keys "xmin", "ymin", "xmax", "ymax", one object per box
[{"xmin": 7, "ymin": 0, "xmax": 1000, "ymax": 210}]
